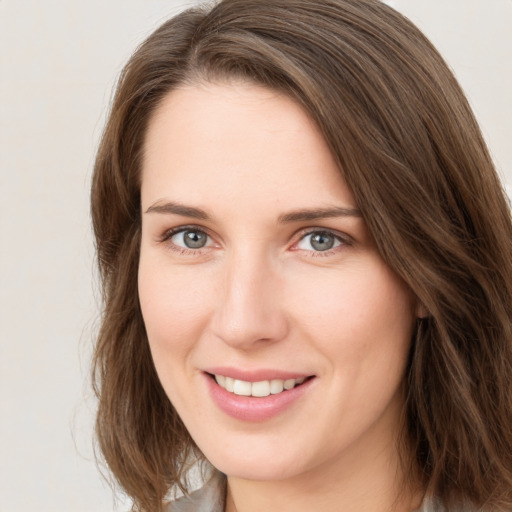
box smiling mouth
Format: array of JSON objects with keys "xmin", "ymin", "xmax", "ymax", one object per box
[{"xmin": 210, "ymin": 373, "xmax": 313, "ymax": 397}]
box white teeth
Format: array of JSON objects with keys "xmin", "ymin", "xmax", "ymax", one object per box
[
  {"xmin": 233, "ymin": 379, "xmax": 252, "ymax": 396},
  {"xmin": 225, "ymin": 377, "xmax": 234, "ymax": 392},
  {"xmin": 251, "ymin": 380, "xmax": 271, "ymax": 397},
  {"xmin": 270, "ymin": 379, "xmax": 284, "ymax": 394},
  {"xmin": 283, "ymin": 379, "xmax": 295, "ymax": 390},
  {"xmin": 214, "ymin": 375, "xmax": 307, "ymax": 397}
]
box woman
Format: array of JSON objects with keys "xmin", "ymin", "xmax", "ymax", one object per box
[{"xmin": 91, "ymin": 1, "xmax": 512, "ymax": 511}]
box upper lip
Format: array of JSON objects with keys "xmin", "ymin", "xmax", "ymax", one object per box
[{"xmin": 203, "ymin": 367, "xmax": 314, "ymax": 382}]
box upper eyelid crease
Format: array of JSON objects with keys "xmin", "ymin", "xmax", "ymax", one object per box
[
  {"xmin": 296, "ymin": 229, "xmax": 352, "ymax": 246},
  {"xmin": 160, "ymin": 225, "xmax": 209, "ymax": 241},
  {"xmin": 160, "ymin": 227, "xmax": 350, "ymax": 255},
  {"xmin": 159, "ymin": 226, "xmax": 350, "ymax": 243},
  {"xmin": 160, "ymin": 226, "xmax": 213, "ymax": 253}
]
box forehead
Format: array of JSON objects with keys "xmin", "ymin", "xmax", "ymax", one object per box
[{"xmin": 141, "ymin": 81, "xmax": 356, "ymax": 214}]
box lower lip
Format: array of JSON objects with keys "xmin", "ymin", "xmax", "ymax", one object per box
[{"xmin": 205, "ymin": 374, "xmax": 315, "ymax": 422}]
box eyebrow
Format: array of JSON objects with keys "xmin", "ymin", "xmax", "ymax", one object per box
[
  {"xmin": 277, "ymin": 207, "xmax": 362, "ymax": 223},
  {"xmin": 145, "ymin": 201, "xmax": 362, "ymax": 222},
  {"xmin": 145, "ymin": 201, "xmax": 210, "ymax": 220}
]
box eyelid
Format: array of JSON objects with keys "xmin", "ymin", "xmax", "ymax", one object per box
[
  {"xmin": 159, "ymin": 224, "xmax": 217, "ymax": 251},
  {"xmin": 157, "ymin": 224, "xmax": 352, "ymax": 254},
  {"xmin": 160, "ymin": 224, "xmax": 203, "ymax": 241},
  {"xmin": 291, "ymin": 227, "xmax": 353, "ymax": 251}
]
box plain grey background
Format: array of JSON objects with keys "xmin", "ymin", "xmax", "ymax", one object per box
[{"xmin": 1, "ymin": 1, "xmax": 511, "ymax": 510}]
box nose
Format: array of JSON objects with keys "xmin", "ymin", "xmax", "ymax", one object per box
[{"xmin": 210, "ymin": 249, "xmax": 289, "ymax": 350}]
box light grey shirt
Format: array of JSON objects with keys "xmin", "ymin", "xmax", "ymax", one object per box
[
  {"xmin": 165, "ymin": 471, "xmax": 472, "ymax": 512},
  {"xmin": 165, "ymin": 471, "xmax": 226, "ymax": 512}
]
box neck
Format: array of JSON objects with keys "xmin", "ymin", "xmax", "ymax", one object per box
[{"xmin": 224, "ymin": 432, "xmax": 422, "ymax": 512}]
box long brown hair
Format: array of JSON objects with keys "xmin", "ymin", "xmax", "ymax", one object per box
[{"xmin": 91, "ymin": 1, "xmax": 512, "ymax": 510}]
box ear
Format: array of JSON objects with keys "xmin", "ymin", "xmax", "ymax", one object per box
[{"xmin": 415, "ymin": 301, "xmax": 429, "ymax": 319}]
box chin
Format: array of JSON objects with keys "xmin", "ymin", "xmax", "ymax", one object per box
[
  {"xmin": 215, "ymin": 460, "xmax": 299, "ymax": 482},
  {"xmin": 202, "ymin": 442, "xmax": 311, "ymax": 482}
]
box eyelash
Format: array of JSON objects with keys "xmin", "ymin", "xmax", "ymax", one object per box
[
  {"xmin": 160, "ymin": 225, "xmax": 214, "ymax": 255},
  {"xmin": 159, "ymin": 225, "xmax": 352, "ymax": 257},
  {"xmin": 293, "ymin": 228, "xmax": 352, "ymax": 256}
]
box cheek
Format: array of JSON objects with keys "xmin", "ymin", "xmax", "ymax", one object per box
[
  {"xmin": 288, "ymin": 261, "xmax": 415, "ymax": 370},
  {"xmin": 138, "ymin": 255, "xmax": 215, "ymax": 360},
  {"xmin": 137, "ymin": 255, "xmax": 221, "ymax": 413}
]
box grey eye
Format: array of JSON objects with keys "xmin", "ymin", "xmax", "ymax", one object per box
[
  {"xmin": 172, "ymin": 229, "xmax": 209, "ymax": 249},
  {"xmin": 297, "ymin": 231, "xmax": 342, "ymax": 252}
]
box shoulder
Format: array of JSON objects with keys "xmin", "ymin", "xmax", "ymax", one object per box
[{"xmin": 164, "ymin": 470, "xmax": 226, "ymax": 512}]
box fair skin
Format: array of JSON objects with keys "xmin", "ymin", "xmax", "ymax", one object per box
[{"xmin": 138, "ymin": 81, "xmax": 422, "ymax": 512}]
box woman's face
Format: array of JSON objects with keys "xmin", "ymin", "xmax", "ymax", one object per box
[{"xmin": 139, "ymin": 82, "xmax": 418, "ymax": 482}]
